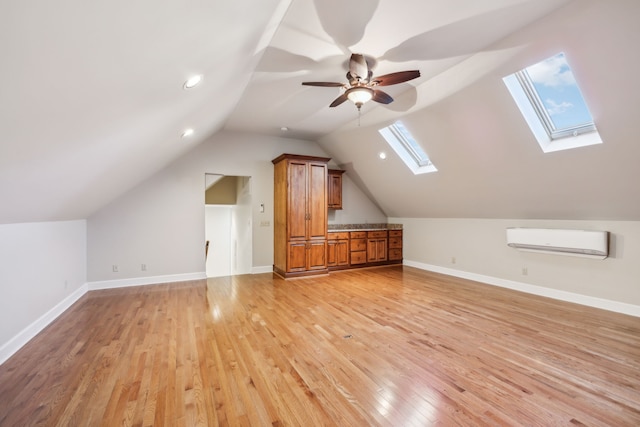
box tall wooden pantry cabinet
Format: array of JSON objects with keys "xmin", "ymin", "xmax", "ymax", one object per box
[{"xmin": 272, "ymin": 154, "xmax": 330, "ymax": 278}]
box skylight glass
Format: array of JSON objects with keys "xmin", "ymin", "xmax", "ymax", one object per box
[
  {"xmin": 503, "ymin": 52, "xmax": 602, "ymax": 153},
  {"xmin": 378, "ymin": 121, "xmax": 437, "ymax": 175}
]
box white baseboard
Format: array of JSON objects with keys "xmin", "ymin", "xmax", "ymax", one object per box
[
  {"xmin": 88, "ymin": 272, "xmax": 206, "ymax": 290},
  {"xmin": 252, "ymin": 266, "xmax": 273, "ymax": 274},
  {"xmin": 0, "ymin": 284, "xmax": 89, "ymax": 365},
  {"xmin": 404, "ymin": 260, "xmax": 640, "ymax": 317},
  {"xmin": 1, "ymin": 272, "xmax": 208, "ymax": 365}
]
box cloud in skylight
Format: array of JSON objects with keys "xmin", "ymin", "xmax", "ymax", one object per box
[
  {"xmin": 545, "ymin": 98, "xmax": 573, "ymax": 115},
  {"xmin": 526, "ymin": 53, "xmax": 576, "ymax": 88}
]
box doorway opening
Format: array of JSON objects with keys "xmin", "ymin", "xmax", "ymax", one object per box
[{"xmin": 205, "ymin": 174, "xmax": 252, "ymax": 277}]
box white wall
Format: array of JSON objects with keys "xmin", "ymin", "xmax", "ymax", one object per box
[
  {"xmin": 232, "ymin": 176, "xmax": 252, "ymax": 275},
  {"xmin": 329, "ymin": 174, "xmax": 387, "ymax": 225},
  {"xmin": 395, "ymin": 217, "xmax": 640, "ymax": 313},
  {"xmin": 205, "ymin": 206, "xmax": 232, "ymax": 277},
  {"xmin": 0, "ymin": 220, "xmax": 87, "ymax": 363},
  {"xmin": 87, "ymin": 130, "xmax": 385, "ymax": 282}
]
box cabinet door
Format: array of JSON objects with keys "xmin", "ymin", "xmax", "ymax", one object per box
[
  {"xmin": 327, "ymin": 240, "xmax": 338, "ymax": 267},
  {"xmin": 307, "ymin": 240, "xmax": 327, "ymax": 270},
  {"xmin": 328, "ymin": 170, "xmax": 344, "ymax": 209},
  {"xmin": 307, "ymin": 162, "xmax": 327, "ymax": 240},
  {"xmin": 287, "ymin": 241, "xmax": 307, "ymax": 272},
  {"xmin": 378, "ymin": 239, "xmax": 388, "ymax": 261},
  {"xmin": 336, "ymin": 240, "xmax": 349, "ymax": 266},
  {"xmin": 367, "ymin": 239, "xmax": 388, "ymax": 262},
  {"xmin": 367, "ymin": 239, "xmax": 377, "ymax": 262},
  {"xmin": 287, "ymin": 161, "xmax": 308, "ymax": 240}
]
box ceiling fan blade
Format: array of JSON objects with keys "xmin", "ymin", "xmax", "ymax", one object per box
[
  {"xmin": 302, "ymin": 81, "xmax": 345, "ymax": 87},
  {"xmin": 372, "ymin": 70, "xmax": 421, "ymax": 86},
  {"xmin": 349, "ymin": 53, "xmax": 369, "ymax": 81},
  {"xmin": 329, "ymin": 93, "xmax": 349, "ymax": 107},
  {"xmin": 372, "ymin": 90, "xmax": 393, "ymax": 104}
]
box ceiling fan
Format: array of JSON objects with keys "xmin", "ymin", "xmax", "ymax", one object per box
[{"xmin": 302, "ymin": 53, "xmax": 420, "ymax": 111}]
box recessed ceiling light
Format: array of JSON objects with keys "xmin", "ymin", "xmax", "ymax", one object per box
[
  {"xmin": 183, "ymin": 75, "xmax": 202, "ymax": 89},
  {"xmin": 280, "ymin": 126, "xmax": 289, "ymax": 132},
  {"xmin": 378, "ymin": 151, "xmax": 387, "ymax": 160},
  {"xmin": 181, "ymin": 129, "xmax": 194, "ymax": 138}
]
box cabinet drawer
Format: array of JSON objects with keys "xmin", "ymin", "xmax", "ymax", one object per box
[
  {"xmin": 389, "ymin": 248, "xmax": 403, "ymax": 260},
  {"xmin": 389, "ymin": 237, "xmax": 402, "ymax": 248},
  {"xmin": 350, "ymin": 251, "xmax": 367, "ymax": 265},
  {"xmin": 350, "ymin": 238, "xmax": 367, "ymax": 251},
  {"xmin": 350, "ymin": 231, "xmax": 366, "ymax": 239},
  {"xmin": 367, "ymin": 230, "xmax": 388, "ymax": 238},
  {"xmin": 328, "ymin": 232, "xmax": 350, "ymax": 240},
  {"xmin": 389, "ymin": 230, "xmax": 403, "ymax": 237}
]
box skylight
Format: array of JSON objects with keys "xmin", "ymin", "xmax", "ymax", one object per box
[
  {"xmin": 503, "ymin": 52, "xmax": 602, "ymax": 153},
  {"xmin": 378, "ymin": 121, "xmax": 437, "ymax": 175}
]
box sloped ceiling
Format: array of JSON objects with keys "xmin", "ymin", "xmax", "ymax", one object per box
[
  {"xmin": 317, "ymin": 0, "xmax": 640, "ymax": 220},
  {"xmin": 0, "ymin": 0, "xmax": 290, "ymax": 223},
  {"xmin": 1, "ymin": 0, "xmax": 639, "ymax": 224}
]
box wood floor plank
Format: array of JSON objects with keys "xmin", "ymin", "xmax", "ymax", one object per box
[{"xmin": 1, "ymin": 267, "xmax": 639, "ymax": 426}]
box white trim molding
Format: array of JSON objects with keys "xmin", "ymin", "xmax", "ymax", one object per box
[
  {"xmin": 88, "ymin": 272, "xmax": 206, "ymax": 291},
  {"xmin": 404, "ymin": 260, "xmax": 640, "ymax": 318},
  {"xmin": 0, "ymin": 284, "xmax": 89, "ymax": 365},
  {"xmin": 252, "ymin": 265, "xmax": 273, "ymax": 274},
  {"xmin": 1, "ymin": 272, "xmax": 207, "ymax": 365}
]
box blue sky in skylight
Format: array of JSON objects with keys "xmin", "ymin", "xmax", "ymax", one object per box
[{"xmin": 525, "ymin": 53, "xmax": 594, "ymax": 130}]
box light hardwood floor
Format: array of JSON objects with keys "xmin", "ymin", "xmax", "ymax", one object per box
[{"xmin": 1, "ymin": 266, "xmax": 639, "ymax": 426}]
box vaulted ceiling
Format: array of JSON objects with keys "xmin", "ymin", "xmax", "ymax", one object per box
[{"xmin": 1, "ymin": 0, "xmax": 638, "ymax": 224}]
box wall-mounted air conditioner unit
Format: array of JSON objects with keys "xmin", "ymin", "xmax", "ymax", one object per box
[{"xmin": 506, "ymin": 228, "xmax": 609, "ymax": 259}]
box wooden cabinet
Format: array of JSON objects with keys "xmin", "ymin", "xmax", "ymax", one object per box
[
  {"xmin": 367, "ymin": 230, "xmax": 388, "ymax": 263},
  {"xmin": 327, "ymin": 232, "xmax": 349, "ymax": 268},
  {"xmin": 273, "ymin": 154, "xmax": 330, "ymax": 277},
  {"xmin": 350, "ymin": 231, "xmax": 367, "ymax": 265},
  {"xmin": 388, "ymin": 230, "xmax": 403, "ymax": 261},
  {"xmin": 332, "ymin": 228, "xmax": 403, "ymax": 270},
  {"xmin": 328, "ymin": 169, "xmax": 345, "ymax": 209}
]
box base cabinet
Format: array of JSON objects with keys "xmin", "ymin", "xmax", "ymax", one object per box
[
  {"xmin": 367, "ymin": 230, "xmax": 388, "ymax": 263},
  {"xmin": 288, "ymin": 241, "xmax": 328, "ymax": 272},
  {"xmin": 349, "ymin": 231, "xmax": 367, "ymax": 266},
  {"xmin": 330, "ymin": 229, "xmax": 402, "ymax": 270},
  {"xmin": 328, "ymin": 232, "xmax": 349, "ymax": 268},
  {"xmin": 388, "ymin": 230, "xmax": 403, "ymax": 261}
]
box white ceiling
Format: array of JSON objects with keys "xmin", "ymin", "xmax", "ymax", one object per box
[{"xmin": 1, "ymin": 0, "xmax": 639, "ymax": 223}]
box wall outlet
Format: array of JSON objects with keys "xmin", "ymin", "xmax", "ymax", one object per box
[
  {"xmin": 260, "ymin": 220, "xmax": 270, "ymax": 227},
  {"xmin": 522, "ymin": 267, "xmax": 528, "ymax": 276},
  {"xmin": 451, "ymin": 256, "xmax": 456, "ymax": 264},
  {"xmin": 112, "ymin": 265, "xmax": 118, "ymax": 273},
  {"xmin": 141, "ymin": 264, "xmax": 147, "ymax": 271}
]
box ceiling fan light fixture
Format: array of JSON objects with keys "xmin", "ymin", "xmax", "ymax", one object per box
[{"xmin": 347, "ymin": 87, "xmax": 373, "ymax": 107}]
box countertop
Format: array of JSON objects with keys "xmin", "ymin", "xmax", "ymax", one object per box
[{"xmin": 328, "ymin": 223, "xmax": 402, "ymax": 232}]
